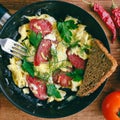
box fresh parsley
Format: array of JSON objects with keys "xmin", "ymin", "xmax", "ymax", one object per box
[
  {"xmin": 47, "ymin": 84, "xmax": 61, "ymax": 98},
  {"xmin": 66, "ymin": 69, "xmax": 84, "ymax": 82},
  {"xmin": 22, "ymin": 58, "xmax": 34, "ymax": 77},
  {"xmin": 57, "ymin": 20, "xmax": 78, "ymax": 44},
  {"xmin": 65, "ymin": 20, "xmax": 78, "ymax": 29},
  {"xmin": 29, "ymin": 31, "xmax": 42, "ymax": 48}
]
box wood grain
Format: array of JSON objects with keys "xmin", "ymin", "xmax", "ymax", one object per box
[{"xmin": 0, "ymin": 0, "xmax": 120, "ymax": 120}]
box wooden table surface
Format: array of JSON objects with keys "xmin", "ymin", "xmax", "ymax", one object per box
[{"xmin": 0, "ymin": 0, "xmax": 120, "ymax": 120}]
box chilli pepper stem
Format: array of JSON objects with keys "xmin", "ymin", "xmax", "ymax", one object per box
[
  {"xmin": 82, "ymin": 0, "xmax": 91, "ymax": 5},
  {"xmin": 82, "ymin": 0, "xmax": 94, "ymax": 7},
  {"xmin": 111, "ymin": 0, "xmax": 115, "ymax": 5},
  {"xmin": 111, "ymin": 0, "xmax": 118, "ymax": 9}
]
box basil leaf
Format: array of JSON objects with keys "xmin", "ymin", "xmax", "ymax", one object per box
[
  {"xmin": 67, "ymin": 69, "xmax": 84, "ymax": 82},
  {"xmin": 57, "ymin": 20, "xmax": 78, "ymax": 44},
  {"xmin": 22, "ymin": 58, "xmax": 34, "ymax": 77},
  {"xmin": 29, "ymin": 31, "xmax": 42, "ymax": 48},
  {"xmin": 47, "ymin": 84, "xmax": 61, "ymax": 98}
]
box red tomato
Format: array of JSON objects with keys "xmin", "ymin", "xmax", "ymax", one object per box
[
  {"xmin": 53, "ymin": 71, "xmax": 72, "ymax": 87},
  {"xmin": 34, "ymin": 39, "xmax": 52, "ymax": 66},
  {"xmin": 30, "ymin": 19, "xmax": 52, "ymax": 36},
  {"xmin": 26, "ymin": 75, "xmax": 47, "ymax": 100},
  {"xmin": 67, "ymin": 51, "xmax": 86, "ymax": 69},
  {"xmin": 102, "ymin": 91, "xmax": 120, "ymax": 120}
]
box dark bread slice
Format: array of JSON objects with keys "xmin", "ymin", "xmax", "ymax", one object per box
[{"xmin": 77, "ymin": 40, "xmax": 118, "ymax": 97}]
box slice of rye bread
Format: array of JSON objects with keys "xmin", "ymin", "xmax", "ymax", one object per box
[{"xmin": 77, "ymin": 39, "xmax": 118, "ymax": 97}]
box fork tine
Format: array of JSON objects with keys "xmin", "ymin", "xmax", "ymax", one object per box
[
  {"xmin": 11, "ymin": 46, "xmax": 27, "ymax": 56},
  {"xmin": 10, "ymin": 48, "xmax": 27, "ymax": 59},
  {"xmin": 12, "ymin": 46, "xmax": 27, "ymax": 55},
  {"xmin": 11, "ymin": 40, "xmax": 27, "ymax": 58},
  {"xmin": 0, "ymin": 38, "xmax": 27, "ymax": 59},
  {"xmin": 9, "ymin": 50, "xmax": 23, "ymax": 59},
  {"xmin": 13, "ymin": 41, "xmax": 27, "ymax": 50}
]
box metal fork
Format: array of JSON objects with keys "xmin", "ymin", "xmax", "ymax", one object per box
[{"xmin": 0, "ymin": 38, "xmax": 27, "ymax": 59}]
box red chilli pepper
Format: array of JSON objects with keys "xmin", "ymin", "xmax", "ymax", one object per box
[
  {"xmin": 111, "ymin": 8, "xmax": 120, "ymax": 29},
  {"xmin": 93, "ymin": 3, "xmax": 117, "ymax": 43},
  {"xmin": 111, "ymin": 0, "xmax": 120, "ymax": 38},
  {"xmin": 82, "ymin": 0, "xmax": 117, "ymax": 43}
]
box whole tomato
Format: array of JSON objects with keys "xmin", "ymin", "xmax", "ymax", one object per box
[{"xmin": 102, "ymin": 91, "xmax": 120, "ymax": 120}]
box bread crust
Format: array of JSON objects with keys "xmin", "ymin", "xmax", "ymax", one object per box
[{"xmin": 77, "ymin": 40, "xmax": 118, "ymax": 97}]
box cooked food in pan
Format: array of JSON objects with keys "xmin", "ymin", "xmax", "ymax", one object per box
[{"xmin": 8, "ymin": 14, "xmax": 117, "ymax": 102}]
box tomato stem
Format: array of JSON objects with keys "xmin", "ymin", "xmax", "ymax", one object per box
[{"xmin": 117, "ymin": 109, "xmax": 120, "ymax": 117}]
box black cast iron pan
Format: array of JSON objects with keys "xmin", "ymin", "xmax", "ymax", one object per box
[{"xmin": 0, "ymin": 0, "xmax": 109, "ymax": 118}]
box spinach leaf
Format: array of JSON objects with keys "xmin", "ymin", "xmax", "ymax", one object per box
[
  {"xmin": 22, "ymin": 58, "xmax": 34, "ymax": 77},
  {"xmin": 29, "ymin": 31, "xmax": 42, "ymax": 48},
  {"xmin": 57, "ymin": 20, "xmax": 78, "ymax": 44},
  {"xmin": 47, "ymin": 84, "xmax": 61, "ymax": 98},
  {"xmin": 67, "ymin": 69, "xmax": 84, "ymax": 82}
]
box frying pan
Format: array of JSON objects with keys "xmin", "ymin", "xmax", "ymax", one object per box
[{"xmin": 0, "ymin": 0, "xmax": 109, "ymax": 118}]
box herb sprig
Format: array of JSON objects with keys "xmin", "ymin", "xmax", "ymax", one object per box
[
  {"xmin": 67, "ymin": 69, "xmax": 84, "ymax": 82},
  {"xmin": 57, "ymin": 20, "xmax": 78, "ymax": 44},
  {"xmin": 47, "ymin": 84, "xmax": 61, "ymax": 98},
  {"xmin": 29, "ymin": 31, "xmax": 42, "ymax": 48},
  {"xmin": 22, "ymin": 58, "xmax": 34, "ymax": 77}
]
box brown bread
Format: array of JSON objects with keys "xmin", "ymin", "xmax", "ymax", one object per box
[{"xmin": 77, "ymin": 40, "xmax": 118, "ymax": 97}]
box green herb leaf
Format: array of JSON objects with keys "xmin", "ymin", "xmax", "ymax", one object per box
[
  {"xmin": 65, "ymin": 20, "xmax": 78, "ymax": 29},
  {"xmin": 57, "ymin": 20, "xmax": 78, "ymax": 44},
  {"xmin": 47, "ymin": 84, "xmax": 61, "ymax": 98},
  {"xmin": 22, "ymin": 58, "xmax": 34, "ymax": 77},
  {"xmin": 69, "ymin": 40, "xmax": 80, "ymax": 48},
  {"xmin": 67, "ymin": 69, "xmax": 84, "ymax": 82},
  {"xmin": 29, "ymin": 31, "xmax": 42, "ymax": 48}
]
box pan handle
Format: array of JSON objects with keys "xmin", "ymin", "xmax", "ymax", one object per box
[
  {"xmin": 0, "ymin": 4, "xmax": 11, "ymax": 26},
  {"xmin": 0, "ymin": 4, "xmax": 11, "ymax": 92}
]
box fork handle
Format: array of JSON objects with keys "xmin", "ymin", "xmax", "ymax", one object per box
[{"xmin": 0, "ymin": 4, "xmax": 11, "ymax": 26}]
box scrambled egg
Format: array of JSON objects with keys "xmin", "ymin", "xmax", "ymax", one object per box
[
  {"xmin": 57, "ymin": 42, "xmax": 67, "ymax": 62},
  {"xmin": 8, "ymin": 57, "xmax": 28, "ymax": 88},
  {"xmin": 8, "ymin": 14, "xmax": 93, "ymax": 102},
  {"xmin": 70, "ymin": 24, "xmax": 93, "ymax": 60},
  {"xmin": 18, "ymin": 24, "xmax": 30, "ymax": 42}
]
